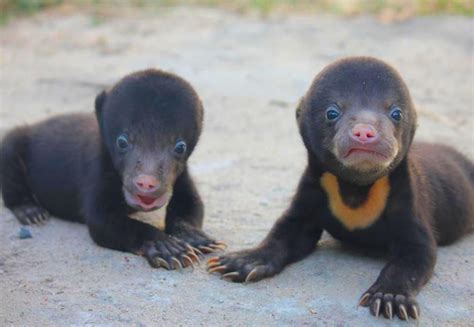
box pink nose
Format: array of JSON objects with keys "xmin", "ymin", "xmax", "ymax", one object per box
[
  {"xmin": 134, "ymin": 175, "xmax": 159, "ymax": 192},
  {"xmin": 351, "ymin": 124, "xmax": 378, "ymax": 143}
]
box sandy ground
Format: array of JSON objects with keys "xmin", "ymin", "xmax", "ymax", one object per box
[{"xmin": 0, "ymin": 7, "xmax": 473, "ymax": 326}]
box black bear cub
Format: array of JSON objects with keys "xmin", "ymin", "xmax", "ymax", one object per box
[
  {"xmin": 0, "ymin": 69, "xmax": 224, "ymax": 269},
  {"xmin": 208, "ymin": 57, "xmax": 474, "ymax": 320}
]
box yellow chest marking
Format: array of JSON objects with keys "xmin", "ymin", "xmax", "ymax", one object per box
[{"xmin": 320, "ymin": 172, "xmax": 390, "ymax": 231}]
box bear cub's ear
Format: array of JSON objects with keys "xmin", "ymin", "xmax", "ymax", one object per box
[
  {"xmin": 296, "ymin": 97, "xmax": 304, "ymax": 121},
  {"xmin": 94, "ymin": 90, "xmax": 108, "ymax": 126},
  {"xmin": 95, "ymin": 90, "xmax": 107, "ymax": 116}
]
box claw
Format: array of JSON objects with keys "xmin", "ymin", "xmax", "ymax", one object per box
[
  {"xmin": 221, "ymin": 271, "xmax": 239, "ymax": 280},
  {"xmin": 399, "ymin": 304, "xmax": 408, "ymax": 320},
  {"xmin": 358, "ymin": 293, "xmax": 371, "ymax": 307},
  {"xmin": 181, "ymin": 255, "xmax": 194, "ymax": 271},
  {"xmin": 170, "ymin": 257, "xmax": 183, "ymax": 271},
  {"xmin": 157, "ymin": 258, "xmax": 170, "ymax": 270},
  {"xmin": 193, "ymin": 247, "xmax": 205, "ymax": 257},
  {"xmin": 207, "ymin": 257, "xmax": 220, "ymax": 264},
  {"xmin": 209, "ymin": 243, "xmax": 226, "ymax": 251},
  {"xmin": 385, "ymin": 302, "xmax": 393, "ymax": 320},
  {"xmin": 198, "ymin": 246, "xmax": 215, "ymax": 253},
  {"xmin": 170, "ymin": 236, "xmax": 184, "ymax": 245},
  {"xmin": 411, "ymin": 305, "xmax": 419, "ymax": 320},
  {"xmin": 244, "ymin": 267, "xmax": 259, "ymax": 283},
  {"xmin": 187, "ymin": 251, "xmax": 201, "ymax": 264},
  {"xmin": 208, "ymin": 265, "xmax": 227, "ymax": 274},
  {"xmin": 374, "ymin": 298, "xmax": 381, "ymax": 317},
  {"xmin": 207, "ymin": 261, "xmax": 222, "ymax": 270},
  {"xmin": 185, "ymin": 244, "xmax": 196, "ymax": 253}
]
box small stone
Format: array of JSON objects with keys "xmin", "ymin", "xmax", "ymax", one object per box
[
  {"xmin": 269, "ymin": 99, "xmax": 289, "ymax": 108},
  {"xmin": 18, "ymin": 227, "xmax": 32, "ymax": 239}
]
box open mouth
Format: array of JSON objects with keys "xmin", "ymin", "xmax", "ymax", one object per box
[
  {"xmin": 136, "ymin": 194, "xmax": 157, "ymax": 206},
  {"xmin": 124, "ymin": 189, "xmax": 170, "ymax": 211}
]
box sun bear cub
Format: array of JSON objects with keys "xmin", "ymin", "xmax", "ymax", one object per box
[
  {"xmin": 208, "ymin": 57, "xmax": 474, "ymax": 320},
  {"xmin": 1, "ymin": 69, "xmax": 224, "ymax": 269}
]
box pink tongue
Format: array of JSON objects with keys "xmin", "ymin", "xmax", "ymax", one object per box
[{"xmin": 137, "ymin": 195, "xmax": 156, "ymax": 205}]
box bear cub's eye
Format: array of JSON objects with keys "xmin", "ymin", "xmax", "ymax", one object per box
[
  {"xmin": 390, "ymin": 106, "xmax": 403, "ymax": 122},
  {"xmin": 116, "ymin": 134, "xmax": 130, "ymax": 152},
  {"xmin": 326, "ymin": 105, "xmax": 341, "ymax": 121},
  {"xmin": 174, "ymin": 140, "xmax": 187, "ymax": 155}
]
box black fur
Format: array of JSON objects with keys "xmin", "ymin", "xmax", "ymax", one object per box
[
  {"xmin": 0, "ymin": 69, "xmax": 221, "ymax": 269},
  {"xmin": 208, "ymin": 57, "xmax": 474, "ymax": 320}
]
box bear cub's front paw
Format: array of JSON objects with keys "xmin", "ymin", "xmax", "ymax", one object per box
[
  {"xmin": 207, "ymin": 248, "xmax": 283, "ymax": 283},
  {"xmin": 359, "ymin": 285, "xmax": 420, "ymax": 320},
  {"xmin": 171, "ymin": 223, "xmax": 226, "ymax": 255},
  {"xmin": 141, "ymin": 236, "xmax": 200, "ymax": 270}
]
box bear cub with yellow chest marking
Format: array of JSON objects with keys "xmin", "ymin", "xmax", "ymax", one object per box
[
  {"xmin": 0, "ymin": 69, "xmax": 224, "ymax": 270},
  {"xmin": 208, "ymin": 57, "xmax": 474, "ymax": 320}
]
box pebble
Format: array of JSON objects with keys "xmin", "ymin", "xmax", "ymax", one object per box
[{"xmin": 18, "ymin": 227, "xmax": 32, "ymax": 239}]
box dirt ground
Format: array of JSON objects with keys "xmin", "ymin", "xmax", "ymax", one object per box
[{"xmin": 0, "ymin": 7, "xmax": 473, "ymax": 326}]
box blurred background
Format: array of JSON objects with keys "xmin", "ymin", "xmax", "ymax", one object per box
[
  {"xmin": 1, "ymin": 0, "xmax": 473, "ymax": 24},
  {"xmin": 1, "ymin": 1, "xmax": 473, "ymax": 326}
]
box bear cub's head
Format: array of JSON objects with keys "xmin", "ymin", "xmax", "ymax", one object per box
[
  {"xmin": 95, "ymin": 69, "xmax": 203, "ymax": 211},
  {"xmin": 297, "ymin": 57, "xmax": 417, "ymax": 185}
]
